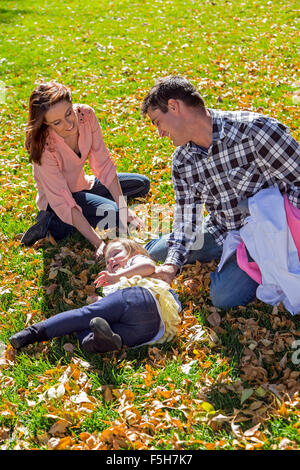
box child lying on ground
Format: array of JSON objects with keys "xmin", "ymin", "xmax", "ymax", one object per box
[{"xmin": 9, "ymin": 238, "xmax": 182, "ymax": 353}]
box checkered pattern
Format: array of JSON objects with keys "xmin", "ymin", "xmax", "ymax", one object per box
[{"xmin": 165, "ymin": 108, "xmax": 300, "ymax": 269}]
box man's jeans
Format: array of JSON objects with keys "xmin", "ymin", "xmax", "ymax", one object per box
[
  {"xmin": 46, "ymin": 173, "xmax": 150, "ymax": 241},
  {"xmin": 145, "ymin": 230, "xmax": 258, "ymax": 309},
  {"xmin": 42, "ymin": 286, "xmax": 161, "ymax": 347}
]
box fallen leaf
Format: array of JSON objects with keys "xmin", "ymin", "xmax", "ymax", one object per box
[
  {"xmin": 49, "ymin": 419, "xmax": 71, "ymax": 436},
  {"xmin": 241, "ymin": 388, "xmax": 254, "ymax": 404},
  {"xmin": 207, "ymin": 311, "xmax": 221, "ymax": 327}
]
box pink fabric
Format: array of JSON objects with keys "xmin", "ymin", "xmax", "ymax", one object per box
[
  {"xmin": 33, "ymin": 104, "xmax": 117, "ymax": 225},
  {"xmin": 284, "ymin": 195, "xmax": 300, "ymax": 258},
  {"xmin": 236, "ymin": 196, "xmax": 300, "ymax": 284},
  {"xmin": 236, "ymin": 241, "xmax": 262, "ymax": 284}
]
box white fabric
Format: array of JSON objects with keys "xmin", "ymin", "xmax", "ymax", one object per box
[
  {"xmin": 218, "ymin": 186, "xmax": 300, "ymax": 315},
  {"xmin": 218, "ymin": 230, "xmax": 242, "ymax": 272}
]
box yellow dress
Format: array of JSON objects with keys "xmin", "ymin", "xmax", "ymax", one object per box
[{"xmin": 107, "ymin": 275, "xmax": 181, "ymax": 345}]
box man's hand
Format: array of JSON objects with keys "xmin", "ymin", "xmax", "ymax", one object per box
[{"xmin": 150, "ymin": 264, "xmax": 179, "ymax": 284}]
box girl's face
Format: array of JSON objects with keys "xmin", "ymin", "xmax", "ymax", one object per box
[
  {"xmin": 44, "ymin": 100, "xmax": 78, "ymax": 139},
  {"xmin": 105, "ymin": 242, "xmax": 130, "ymax": 273}
]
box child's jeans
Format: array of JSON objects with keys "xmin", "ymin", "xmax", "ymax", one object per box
[{"xmin": 42, "ymin": 286, "xmax": 161, "ymax": 347}]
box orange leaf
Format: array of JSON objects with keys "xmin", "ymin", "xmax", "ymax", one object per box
[{"xmin": 204, "ymin": 442, "xmax": 216, "ymax": 450}]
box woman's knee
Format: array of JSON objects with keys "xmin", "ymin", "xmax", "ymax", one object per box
[
  {"xmin": 118, "ymin": 173, "xmax": 150, "ymax": 198},
  {"xmin": 138, "ymin": 175, "xmax": 150, "ymax": 196}
]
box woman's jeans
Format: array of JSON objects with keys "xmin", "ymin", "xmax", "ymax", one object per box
[
  {"xmin": 46, "ymin": 173, "xmax": 150, "ymax": 241},
  {"xmin": 41, "ymin": 286, "xmax": 161, "ymax": 348},
  {"xmin": 145, "ymin": 230, "xmax": 259, "ymax": 309}
]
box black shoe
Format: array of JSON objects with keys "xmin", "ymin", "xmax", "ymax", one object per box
[
  {"xmin": 9, "ymin": 323, "xmax": 47, "ymax": 349},
  {"xmin": 82, "ymin": 318, "xmax": 122, "ymax": 353},
  {"xmin": 21, "ymin": 211, "xmax": 52, "ymax": 246}
]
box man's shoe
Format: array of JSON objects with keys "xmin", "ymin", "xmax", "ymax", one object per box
[
  {"xmin": 21, "ymin": 211, "xmax": 52, "ymax": 246},
  {"xmin": 82, "ymin": 317, "xmax": 122, "ymax": 353}
]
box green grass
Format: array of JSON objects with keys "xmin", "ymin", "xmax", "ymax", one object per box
[{"xmin": 0, "ymin": 0, "xmax": 299, "ymax": 451}]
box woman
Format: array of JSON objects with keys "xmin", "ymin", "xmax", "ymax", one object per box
[{"xmin": 21, "ymin": 82, "xmax": 150, "ymax": 258}]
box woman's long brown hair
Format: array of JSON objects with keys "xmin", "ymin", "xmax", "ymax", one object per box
[{"xmin": 25, "ymin": 82, "xmax": 72, "ymax": 164}]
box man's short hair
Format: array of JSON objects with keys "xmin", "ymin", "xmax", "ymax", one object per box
[{"xmin": 141, "ymin": 76, "xmax": 205, "ymax": 116}]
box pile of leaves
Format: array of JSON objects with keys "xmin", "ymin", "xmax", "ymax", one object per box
[{"xmin": 0, "ymin": 239, "xmax": 299, "ymax": 450}]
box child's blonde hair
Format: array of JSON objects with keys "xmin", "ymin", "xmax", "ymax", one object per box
[{"xmin": 104, "ymin": 238, "xmax": 150, "ymax": 263}]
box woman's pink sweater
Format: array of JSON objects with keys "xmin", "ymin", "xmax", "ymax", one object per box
[{"xmin": 33, "ymin": 104, "xmax": 117, "ymax": 225}]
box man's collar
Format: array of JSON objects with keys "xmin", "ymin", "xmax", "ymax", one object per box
[
  {"xmin": 185, "ymin": 108, "xmax": 241, "ymax": 154},
  {"xmin": 209, "ymin": 108, "xmax": 226, "ymax": 143}
]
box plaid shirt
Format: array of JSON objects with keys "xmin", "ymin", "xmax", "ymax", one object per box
[{"xmin": 165, "ymin": 108, "xmax": 300, "ymax": 269}]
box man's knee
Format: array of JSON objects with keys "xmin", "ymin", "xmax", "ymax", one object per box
[
  {"xmin": 210, "ymin": 282, "xmax": 235, "ymax": 309},
  {"xmin": 210, "ymin": 272, "xmax": 257, "ymax": 309}
]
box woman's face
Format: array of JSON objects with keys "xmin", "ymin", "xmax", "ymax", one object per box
[
  {"xmin": 44, "ymin": 100, "xmax": 78, "ymax": 139},
  {"xmin": 105, "ymin": 242, "xmax": 130, "ymax": 273}
]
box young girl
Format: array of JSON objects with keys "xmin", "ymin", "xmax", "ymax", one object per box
[
  {"xmin": 21, "ymin": 81, "xmax": 149, "ymax": 257},
  {"xmin": 9, "ymin": 239, "xmax": 182, "ymax": 353}
]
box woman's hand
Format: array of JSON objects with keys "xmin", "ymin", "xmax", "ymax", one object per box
[
  {"xmin": 127, "ymin": 208, "xmax": 145, "ymax": 231},
  {"xmin": 94, "ymin": 270, "xmax": 119, "ymax": 287},
  {"xmin": 95, "ymin": 240, "xmax": 106, "ymax": 261},
  {"xmin": 118, "ymin": 206, "xmax": 144, "ymax": 233}
]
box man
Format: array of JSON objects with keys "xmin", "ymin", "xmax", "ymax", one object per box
[{"xmin": 141, "ymin": 76, "xmax": 300, "ymax": 308}]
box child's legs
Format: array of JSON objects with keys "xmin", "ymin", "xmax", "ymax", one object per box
[
  {"xmin": 108, "ymin": 287, "xmax": 161, "ymax": 347},
  {"xmin": 42, "ymin": 291, "xmax": 128, "ymax": 340},
  {"xmin": 42, "ymin": 287, "xmax": 160, "ymax": 347}
]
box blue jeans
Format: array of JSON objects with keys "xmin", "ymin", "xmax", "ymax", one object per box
[
  {"xmin": 145, "ymin": 231, "xmax": 258, "ymax": 309},
  {"xmin": 41, "ymin": 286, "xmax": 161, "ymax": 348},
  {"xmin": 46, "ymin": 173, "xmax": 150, "ymax": 241}
]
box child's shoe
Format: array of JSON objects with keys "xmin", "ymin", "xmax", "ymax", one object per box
[
  {"xmin": 82, "ymin": 318, "xmax": 122, "ymax": 353},
  {"xmin": 9, "ymin": 323, "xmax": 47, "ymax": 349}
]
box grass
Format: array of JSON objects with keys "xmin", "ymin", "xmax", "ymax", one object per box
[{"xmin": 0, "ymin": 0, "xmax": 300, "ymax": 451}]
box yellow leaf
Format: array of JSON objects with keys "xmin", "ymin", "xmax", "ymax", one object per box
[{"xmin": 201, "ymin": 402, "xmax": 215, "ymax": 413}]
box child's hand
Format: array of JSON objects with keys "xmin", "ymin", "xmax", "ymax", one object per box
[{"xmin": 94, "ymin": 270, "xmax": 119, "ymax": 287}]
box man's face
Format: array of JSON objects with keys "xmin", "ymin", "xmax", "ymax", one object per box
[{"xmin": 148, "ymin": 103, "xmax": 189, "ymax": 147}]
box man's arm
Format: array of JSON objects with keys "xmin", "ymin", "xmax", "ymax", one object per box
[
  {"xmin": 166, "ymin": 157, "xmax": 205, "ymax": 260},
  {"xmin": 151, "ymin": 263, "xmax": 179, "ymax": 284},
  {"xmin": 252, "ymin": 117, "xmax": 300, "ymax": 207},
  {"xmin": 154, "ymin": 157, "xmax": 205, "ymax": 282}
]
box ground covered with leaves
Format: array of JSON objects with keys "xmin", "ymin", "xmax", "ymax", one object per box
[{"xmin": 0, "ymin": 0, "xmax": 299, "ymax": 451}]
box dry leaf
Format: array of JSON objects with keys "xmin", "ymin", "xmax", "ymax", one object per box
[
  {"xmin": 49, "ymin": 418, "xmax": 71, "ymax": 436},
  {"xmin": 207, "ymin": 311, "xmax": 221, "ymax": 327}
]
